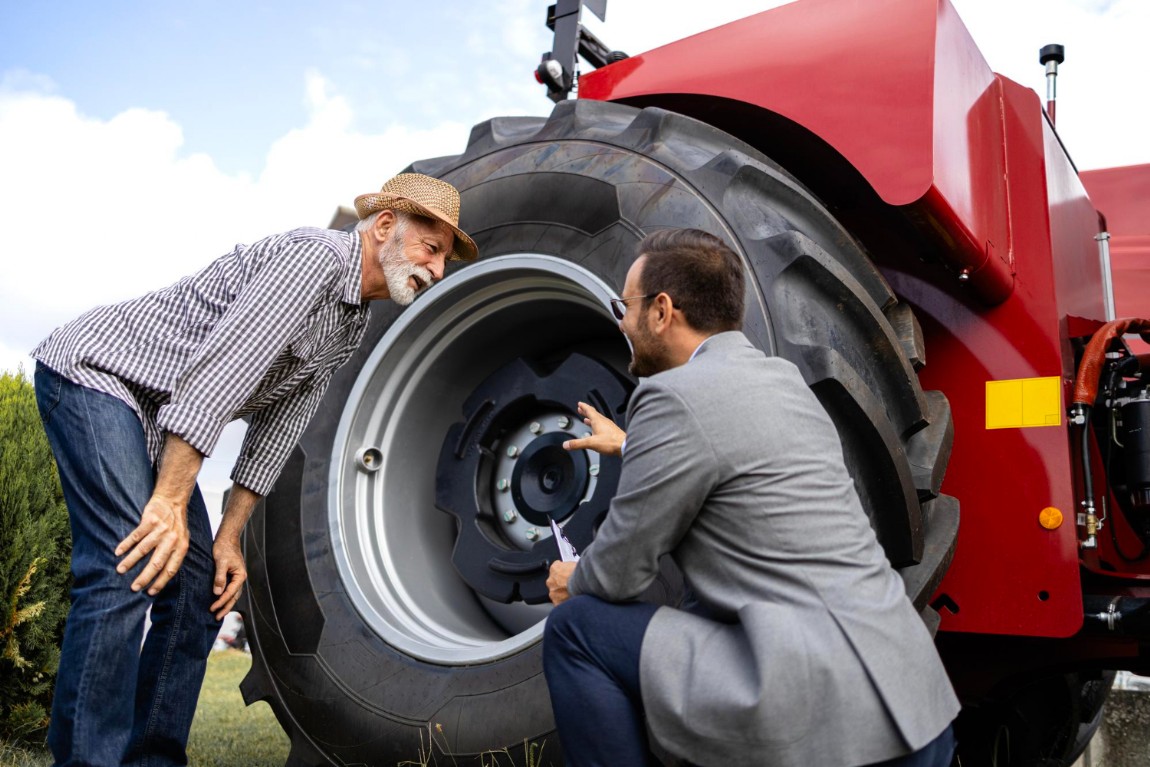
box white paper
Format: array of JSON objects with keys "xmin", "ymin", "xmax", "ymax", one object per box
[{"xmin": 550, "ymin": 519, "xmax": 580, "ymax": 562}]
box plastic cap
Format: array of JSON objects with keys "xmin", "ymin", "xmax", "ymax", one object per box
[{"xmin": 1039, "ymin": 44, "xmax": 1065, "ymax": 65}]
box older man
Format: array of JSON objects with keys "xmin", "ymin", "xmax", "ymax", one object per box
[
  {"xmin": 545, "ymin": 228, "xmax": 958, "ymax": 767},
  {"xmin": 32, "ymin": 173, "xmax": 476, "ymax": 767}
]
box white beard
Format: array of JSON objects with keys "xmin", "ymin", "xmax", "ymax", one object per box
[{"xmin": 380, "ymin": 236, "xmax": 434, "ymax": 306}]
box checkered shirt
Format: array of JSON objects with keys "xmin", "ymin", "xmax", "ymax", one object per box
[{"xmin": 33, "ymin": 227, "xmax": 371, "ymax": 495}]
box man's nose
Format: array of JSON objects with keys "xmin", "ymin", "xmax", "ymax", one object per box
[{"xmin": 428, "ymin": 253, "xmax": 446, "ymax": 281}]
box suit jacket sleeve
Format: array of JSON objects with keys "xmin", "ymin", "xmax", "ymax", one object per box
[{"xmin": 568, "ymin": 377, "xmax": 720, "ymax": 601}]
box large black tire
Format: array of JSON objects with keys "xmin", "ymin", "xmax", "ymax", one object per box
[
  {"xmin": 954, "ymin": 670, "xmax": 1115, "ymax": 767},
  {"xmin": 238, "ymin": 100, "xmax": 958, "ymax": 766}
]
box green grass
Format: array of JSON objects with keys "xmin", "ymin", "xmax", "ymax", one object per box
[
  {"xmin": 0, "ymin": 649, "xmax": 288, "ymax": 767},
  {"xmin": 185, "ymin": 649, "xmax": 289, "ymax": 766},
  {"xmin": 1, "ymin": 651, "xmax": 557, "ymax": 766}
]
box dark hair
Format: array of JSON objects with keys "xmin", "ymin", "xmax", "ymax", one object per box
[{"xmin": 635, "ymin": 228, "xmax": 745, "ymax": 332}]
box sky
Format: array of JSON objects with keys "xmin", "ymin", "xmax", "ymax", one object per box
[{"xmin": 2, "ymin": 0, "xmax": 1148, "ymax": 496}]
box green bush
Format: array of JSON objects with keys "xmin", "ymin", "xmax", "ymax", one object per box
[{"xmin": 0, "ymin": 370, "xmax": 71, "ymax": 743}]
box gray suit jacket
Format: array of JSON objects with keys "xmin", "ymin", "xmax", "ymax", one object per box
[{"xmin": 568, "ymin": 332, "xmax": 959, "ymax": 767}]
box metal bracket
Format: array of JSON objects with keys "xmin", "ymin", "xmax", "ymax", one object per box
[{"xmin": 538, "ymin": 0, "xmax": 624, "ymax": 102}]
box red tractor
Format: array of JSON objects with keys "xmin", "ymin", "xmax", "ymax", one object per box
[{"xmin": 236, "ymin": 1, "xmax": 1150, "ymax": 764}]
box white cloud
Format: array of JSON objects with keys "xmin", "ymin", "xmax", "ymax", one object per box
[
  {"xmin": 0, "ymin": 70, "xmax": 474, "ymax": 377},
  {"xmin": 255, "ymin": 70, "xmax": 472, "ymax": 233},
  {"xmin": 0, "ymin": 85, "xmax": 253, "ymax": 312},
  {"xmin": 583, "ymin": 0, "xmax": 783, "ymax": 55}
]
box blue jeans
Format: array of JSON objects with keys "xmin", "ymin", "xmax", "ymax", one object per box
[
  {"xmin": 35, "ymin": 364, "xmax": 221, "ymax": 767},
  {"xmin": 543, "ymin": 594, "xmax": 956, "ymax": 767}
]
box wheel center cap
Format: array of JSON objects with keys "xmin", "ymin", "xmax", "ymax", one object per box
[
  {"xmin": 512, "ymin": 433, "xmax": 588, "ymax": 525},
  {"xmin": 435, "ymin": 352, "xmax": 631, "ymax": 604}
]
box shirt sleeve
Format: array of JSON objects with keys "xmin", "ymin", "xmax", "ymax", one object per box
[
  {"xmin": 568, "ymin": 379, "xmax": 721, "ymax": 602},
  {"xmin": 156, "ymin": 234, "xmax": 340, "ymax": 457},
  {"xmin": 229, "ymin": 371, "xmax": 334, "ymax": 495}
]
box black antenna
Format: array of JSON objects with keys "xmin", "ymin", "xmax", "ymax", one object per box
[{"xmin": 1039, "ymin": 44, "xmax": 1065, "ymax": 125}]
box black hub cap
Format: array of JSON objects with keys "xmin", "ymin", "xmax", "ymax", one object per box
[
  {"xmin": 512, "ymin": 433, "xmax": 587, "ymax": 526},
  {"xmin": 436, "ymin": 352, "xmax": 631, "ymax": 604}
]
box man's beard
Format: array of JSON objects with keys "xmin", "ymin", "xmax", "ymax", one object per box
[
  {"xmin": 379, "ymin": 230, "xmax": 434, "ymax": 306},
  {"xmin": 627, "ymin": 319, "xmax": 672, "ymax": 378}
]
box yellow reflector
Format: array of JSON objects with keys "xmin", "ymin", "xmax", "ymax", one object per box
[
  {"xmin": 986, "ymin": 377, "xmax": 1062, "ymax": 429},
  {"xmin": 1038, "ymin": 507, "xmax": 1063, "ymax": 530}
]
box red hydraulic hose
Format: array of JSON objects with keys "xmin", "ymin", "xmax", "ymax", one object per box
[{"xmin": 1072, "ymin": 318, "xmax": 1150, "ymax": 407}]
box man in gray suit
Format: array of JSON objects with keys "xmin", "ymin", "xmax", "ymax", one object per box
[{"xmin": 543, "ymin": 228, "xmax": 959, "ymax": 767}]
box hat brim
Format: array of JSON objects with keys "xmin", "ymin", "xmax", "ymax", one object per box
[{"xmin": 354, "ymin": 192, "xmax": 478, "ymax": 262}]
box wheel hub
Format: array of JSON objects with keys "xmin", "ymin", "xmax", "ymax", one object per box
[{"xmin": 436, "ymin": 352, "xmax": 630, "ymax": 604}]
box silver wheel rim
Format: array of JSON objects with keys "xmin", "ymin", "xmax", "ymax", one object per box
[{"xmin": 329, "ymin": 254, "xmax": 626, "ymax": 664}]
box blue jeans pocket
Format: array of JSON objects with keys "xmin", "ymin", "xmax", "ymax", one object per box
[{"xmin": 34, "ymin": 362, "xmax": 64, "ymax": 425}]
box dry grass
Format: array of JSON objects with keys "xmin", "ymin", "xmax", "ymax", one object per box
[
  {"xmin": 398, "ymin": 723, "xmax": 551, "ymax": 767},
  {"xmin": 0, "ymin": 740, "xmax": 48, "ymax": 767}
]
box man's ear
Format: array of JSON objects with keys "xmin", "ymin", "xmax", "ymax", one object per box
[
  {"xmin": 651, "ymin": 292, "xmax": 674, "ymax": 332},
  {"xmin": 372, "ymin": 209, "xmax": 396, "ymax": 242}
]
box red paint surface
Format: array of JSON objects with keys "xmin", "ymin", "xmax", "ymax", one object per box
[{"xmin": 888, "ymin": 90, "xmax": 1100, "ymax": 637}]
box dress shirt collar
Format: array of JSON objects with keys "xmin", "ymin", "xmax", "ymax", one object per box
[
  {"xmin": 341, "ymin": 232, "xmax": 365, "ymax": 306},
  {"xmin": 688, "ymin": 336, "xmax": 712, "ymax": 363}
]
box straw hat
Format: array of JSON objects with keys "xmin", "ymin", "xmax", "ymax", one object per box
[{"xmin": 354, "ymin": 173, "xmax": 478, "ymax": 262}]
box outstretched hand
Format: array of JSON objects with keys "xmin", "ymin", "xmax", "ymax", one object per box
[{"xmin": 562, "ymin": 401, "xmax": 625, "ymax": 457}]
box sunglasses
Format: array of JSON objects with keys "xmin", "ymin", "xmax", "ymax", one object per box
[{"xmin": 610, "ymin": 293, "xmax": 659, "ymax": 321}]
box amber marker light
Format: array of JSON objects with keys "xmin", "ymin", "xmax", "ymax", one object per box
[{"xmin": 1039, "ymin": 507, "xmax": 1064, "ymax": 530}]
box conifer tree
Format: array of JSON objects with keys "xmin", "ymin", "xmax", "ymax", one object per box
[{"xmin": 0, "ymin": 369, "xmax": 70, "ymax": 742}]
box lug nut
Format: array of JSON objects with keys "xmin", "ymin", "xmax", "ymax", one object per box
[
  {"xmin": 497, "ymin": 478, "xmax": 510, "ymax": 491},
  {"xmin": 589, "ymin": 465, "xmax": 600, "ymax": 477},
  {"xmin": 525, "ymin": 527, "xmax": 539, "ymax": 541},
  {"xmin": 529, "ymin": 422, "xmax": 543, "ymax": 435},
  {"xmin": 557, "ymin": 416, "xmax": 571, "ymax": 429},
  {"xmin": 503, "ymin": 509, "xmax": 518, "ymax": 523},
  {"xmin": 506, "ymin": 445, "xmax": 519, "ymax": 458}
]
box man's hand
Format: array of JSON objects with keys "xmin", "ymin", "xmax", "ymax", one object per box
[
  {"xmin": 548, "ymin": 561, "xmax": 578, "ymax": 605},
  {"xmin": 563, "ymin": 401, "xmax": 626, "ymax": 457},
  {"xmin": 210, "ymin": 483, "xmax": 262, "ymax": 620},
  {"xmin": 115, "ymin": 433, "xmax": 202, "ymax": 596},
  {"xmin": 115, "ymin": 494, "xmax": 190, "ymax": 596},
  {"xmin": 210, "ymin": 535, "xmax": 247, "ymax": 620}
]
